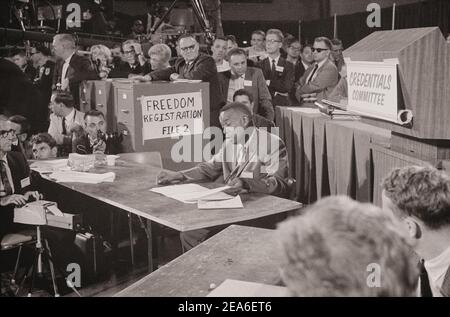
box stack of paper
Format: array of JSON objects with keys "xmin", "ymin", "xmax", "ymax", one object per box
[
  {"xmin": 30, "ymin": 159, "xmax": 70, "ymax": 174},
  {"xmin": 151, "ymin": 184, "xmax": 243, "ymax": 209},
  {"xmin": 49, "ymin": 171, "xmax": 116, "ymax": 184}
]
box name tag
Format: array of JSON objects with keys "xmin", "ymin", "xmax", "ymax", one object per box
[
  {"xmin": 244, "ymin": 80, "xmax": 253, "ymax": 87},
  {"xmin": 266, "ymin": 80, "xmax": 271, "ymax": 86},
  {"xmin": 21, "ymin": 177, "xmax": 31, "ymax": 189},
  {"xmin": 275, "ymin": 66, "xmax": 284, "ymax": 72}
]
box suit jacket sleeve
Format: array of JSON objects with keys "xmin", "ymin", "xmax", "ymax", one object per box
[
  {"xmin": 255, "ymin": 69, "xmax": 274, "ymax": 121},
  {"xmin": 297, "ymin": 63, "xmax": 339, "ymax": 96},
  {"xmin": 70, "ymin": 56, "xmax": 99, "ymax": 83},
  {"xmin": 180, "ymin": 148, "xmax": 224, "ymax": 181},
  {"xmin": 241, "ymin": 136, "xmax": 289, "ymax": 197},
  {"xmin": 181, "ymin": 56, "xmax": 217, "ymax": 81},
  {"xmin": 150, "ymin": 65, "xmax": 177, "ymax": 81},
  {"xmin": 270, "ymin": 61, "xmax": 295, "ymax": 94}
]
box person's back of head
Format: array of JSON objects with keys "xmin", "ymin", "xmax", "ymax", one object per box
[{"xmin": 277, "ymin": 196, "xmax": 418, "ymax": 297}]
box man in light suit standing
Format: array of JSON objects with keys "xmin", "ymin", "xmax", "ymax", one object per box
[
  {"xmin": 48, "ymin": 91, "xmax": 85, "ymax": 156},
  {"xmin": 218, "ymin": 48, "xmax": 274, "ymax": 121},
  {"xmin": 296, "ymin": 37, "xmax": 339, "ymax": 105}
]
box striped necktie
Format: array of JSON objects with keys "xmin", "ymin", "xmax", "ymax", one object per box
[{"xmin": 0, "ymin": 160, "xmax": 13, "ymax": 196}]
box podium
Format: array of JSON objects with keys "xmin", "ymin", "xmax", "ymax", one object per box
[
  {"xmin": 112, "ymin": 81, "xmax": 210, "ymax": 171},
  {"xmin": 344, "ymin": 27, "xmax": 450, "ymax": 205}
]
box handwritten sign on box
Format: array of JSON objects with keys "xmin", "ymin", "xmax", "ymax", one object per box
[{"xmin": 141, "ymin": 91, "xmax": 204, "ymax": 140}]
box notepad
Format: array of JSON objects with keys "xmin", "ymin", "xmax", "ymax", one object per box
[
  {"xmin": 49, "ymin": 171, "xmax": 116, "ymax": 184},
  {"xmin": 198, "ymin": 195, "xmax": 243, "ymax": 210}
]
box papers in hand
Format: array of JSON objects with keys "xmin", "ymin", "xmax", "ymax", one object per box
[
  {"xmin": 150, "ymin": 184, "xmax": 236, "ymax": 204},
  {"xmin": 49, "ymin": 171, "xmax": 116, "ymax": 184}
]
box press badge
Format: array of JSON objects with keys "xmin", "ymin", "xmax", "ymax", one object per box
[
  {"xmin": 244, "ymin": 80, "xmax": 253, "ymax": 86},
  {"xmin": 21, "ymin": 177, "xmax": 31, "ymax": 189},
  {"xmin": 275, "ymin": 66, "xmax": 284, "ymax": 72},
  {"xmin": 266, "ymin": 80, "xmax": 271, "ymax": 86}
]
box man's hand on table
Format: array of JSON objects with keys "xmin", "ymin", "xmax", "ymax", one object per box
[
  {"xmin": 157, "ymin": 170, "xmax": 185, "ymax": 185},
  {"xmin": 0, "ymin": 191, "xmax": 42, "ymax": 207},
  {"xmin": 224, "ymin": 178, "xmax": 247, "ymax": 196}
]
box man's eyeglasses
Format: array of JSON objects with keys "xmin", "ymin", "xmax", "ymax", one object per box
[
  {"xmin": 312, "ymin": 47, "xmax": 329, "ymax": 53},
  {"xmin": 0, "ymin": 129, "xmax": 16, "ymax": 139},
  {"xmin": 266, "ymin": 40, "xmax": 282, "ymax": 44},
  {"xmin": 289, "ymin": 46, "xmax": 301, "ymax": 51},
  {"xmin": 124, "ymin": 50, "xmax": 135, "ymax": 55},
  {"xmin": 180, "ymin": 44, "xmax": 196, "ymax": 52}
]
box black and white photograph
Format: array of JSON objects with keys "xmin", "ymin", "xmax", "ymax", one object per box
[{"xmin": 0, "ymin": 0, "xmax": 449, "ymax": 302}]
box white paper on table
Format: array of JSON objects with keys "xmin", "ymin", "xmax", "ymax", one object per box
[
  {"xmin": 30, "ymin": 159, "xmax": 69, "ymax": 174},
  {"xmin": 198, "ymin": 195, "xmax": 243, "ymax": 210},
  {"xmin": 49, "ymin": 171, "xmax": 116, "ymax": 184},
  {"xmin": 150, "ymin": 184, "xmax": 231, "ymax": 204}
]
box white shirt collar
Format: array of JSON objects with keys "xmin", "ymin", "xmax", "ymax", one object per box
[
  {"xmin": 302, "ymin": 61, "xmax": 311, "ymax": 70},
  {"xmin": 316, "ymin": 58, "xmax": 328, "ymax": 69},
  {"xmin": 0, "ymin": 154, "xmax": 7, "ymax": 163},
  {"xmin": 65, "ymin": 52, "xmax": 75, "ymax": 64},
  {"xmin": 424, "ymin": 246, "xmax": 450, "ymax": 295},
  {"xmin": 269, "ymin": 55, "xmax": 281, "ymax": 66},
  {"xmin": 65, "ymin": 108, "xmax": 76, "ymax": 122}
]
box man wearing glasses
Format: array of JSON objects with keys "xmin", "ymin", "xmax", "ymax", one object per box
[
  {"xmin": 296, "ymin": 37, "xmax": 339, "ymax": 105},
  {"xmin": 114, "ymin": 40, "xmax": 151, "ymax": 78},
  {"xmin": 148, "ymin": 34, "xmax": 224, "ymax": 129},
  {"xmin": 0, "ymin": 118, "xmax": 42, "ymax": 243},
  {"xmin": 257, "ymin": 29, "xmax": 295, "ymax": 108}
]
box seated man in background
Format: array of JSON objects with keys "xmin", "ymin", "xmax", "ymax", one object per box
[
  {"xmin": 30, "ymin": 133, "xmax": 58, "ymax": 160},
  {"xmin": 219, "ymin": 48, "xmax": 274, "ymax": 121},
  {"xmin": 233, "ymin": 89, "xmax": 275, "ymax": 130},
  {"xmin": 157, "ymin": 102, "xmax": 289, "ymax": 250},
  {"xmin": 73, "ymin": 110, "xmax": 123, "ymax": 155},
  {"xmin": 8, "ymin": 115, "xmax": 33, "ymax": 159},
  {"xmin": 277, "ymin": 196, "xmax": 418, "ymax": 297},
  {"xmin": 48, "ymin": 91, "xmax": 85, "ymax": 156},
  {"xmin": 114, "ymin": 40, "xmax": 151, "ymax": 78},
  {"xmin": 211, "ymin": 37, "xmax": 230, "ymax": 73},
  {"xmin": 296, "ymin": 37, "xmax": 339, "ymax": 104},
  {"xmin": 382, "ymin": 166, "xmax": 450, "ymax": 297},
  {"xmin": 10, "ymin": 49, "xmax": 36, "ymax": 82}
]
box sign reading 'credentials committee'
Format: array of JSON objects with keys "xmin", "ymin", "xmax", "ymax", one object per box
[
  {"xmin": 141, "ymin": 92, "xmax": 204, "ymax": 140},
  {"xmin": 347, "ymin": 59, "xmax": 399, "ymax": 123}
]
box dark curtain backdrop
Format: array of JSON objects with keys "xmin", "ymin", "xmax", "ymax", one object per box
[
  {"xmin": 301, "ymin": 0, "xmax": 450, "ymax": 48},
  {"xmin": 223, "ymin": 0, "xmax": 450, "ymax": 47}
]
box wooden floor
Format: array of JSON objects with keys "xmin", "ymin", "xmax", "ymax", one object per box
[{"xmin": 1, "ymin": 228, "xmax": 183, "ymax": 297}]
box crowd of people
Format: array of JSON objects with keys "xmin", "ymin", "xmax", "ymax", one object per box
[{"xmin": 0, "ymin": 27, "xmax": 449, "ymax": 297}]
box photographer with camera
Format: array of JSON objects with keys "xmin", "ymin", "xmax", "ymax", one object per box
[{"xmin": 72, "ymin": 110, "xmax": 123, "ymax": 155}]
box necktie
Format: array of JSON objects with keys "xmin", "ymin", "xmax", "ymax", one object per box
[
  {"xmin": 271, "ymin": 59, "xmax": 276, "ymax": 77},
  {"xmin": 62, "ymin": 117, "xmax": 67, "ymax": 135},
  {"xmin": 307, "ymin": 64, "xmax": 319, "ymax": 84},
  {"xmin": 0, "ymin": 160, "xmax": 13, "ymax": 196},
  {"xmin": 419, "ymin": 259, "xmax": 433, "ymax": 297}
]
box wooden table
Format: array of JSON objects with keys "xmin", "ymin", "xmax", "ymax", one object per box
[
  {"xmin": 37, "ymin": 153, "xmax": 302, "ymax": 271},
  {"xmin": 115, "ymin": 225, "xmax": 281, "ymax": 297}
]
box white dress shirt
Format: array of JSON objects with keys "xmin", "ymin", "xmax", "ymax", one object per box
[
  {"xmin": 425, "ymin": 246, "xmax": 450, "ymax": 297},
  {"xmin": 306, "ymin": 58, "xmax": 328, "ymax": 84},
  {"xmin": 61, "ymin": 53, "xmax": 74, "ymax": 90},
  {"xmin": 227, "ymin": 73, "xmax": 245, "ymax": 103}
]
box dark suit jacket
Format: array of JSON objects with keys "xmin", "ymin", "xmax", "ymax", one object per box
[
  {"xmin": 150, "ymin": 53, "xmax": 224, "ymax": 128},
  {"xmin": 257, "ymin": 56, "xmax": 295, "ymax": 107},
  {"xmin": 33, "ymin": 60, "xmax": 55, "ymax": 132},
  {"xmin": 74, "ymin": 133, "xmax": 123, "ymax": 155},
  {"xmin": 0, "ymin": 151, "xmax": 32, "ymax": 239},
  {"xmin": 296, "ymin": 59, "xmax": 339, "ymax": 103},
  {"xmin": 52, "ymin": 53, "xmax": 99, "ymax": 109},
  {"xmin": 218, "ymin": 67, "xmax": 274, "ymax": 121},
  {"xmin": 110, "ymin": 61, "xmax": 151, "ymax": 78}
]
